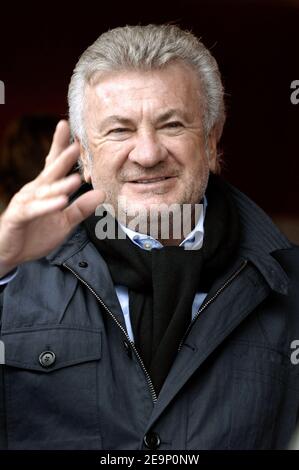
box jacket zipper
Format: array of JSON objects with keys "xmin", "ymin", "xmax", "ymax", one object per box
[
  {"xmin": 63, "ymin": 258, "xmax": 248, "ymax": 403},
  {"xmin": 63, "ymin": 262, "xmax": 158, "ymax": 403},
  {"xmin": 177, "ymin": 259, "xmax": 248, "ymax": 352}
]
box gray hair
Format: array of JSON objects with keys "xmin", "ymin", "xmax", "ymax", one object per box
[{"xmin": 68, "ymin": 24, "xmax": 225, "ymax": 149}]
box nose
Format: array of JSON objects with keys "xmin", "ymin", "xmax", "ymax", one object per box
[{"xmin": 128, "ymin": 130, "xmax": 168, "ymax": 167}]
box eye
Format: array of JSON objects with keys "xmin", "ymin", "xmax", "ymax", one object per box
[
  {"xmin": 164, "ymin": 121, "xmax": 183, "ymax": 129},
  {"xmin": 107, "ymin": 127, "xmax": 131, "ymax": 135}
]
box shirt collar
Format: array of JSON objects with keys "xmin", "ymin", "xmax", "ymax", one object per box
[{"xmin": 119, "ymin": 196, "xmax": 207, "ymax": 251}]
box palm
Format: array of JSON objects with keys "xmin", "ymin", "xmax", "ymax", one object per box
[{"xmin": 0, "ymin": 121, "xmax": 105, "ymax": 276}]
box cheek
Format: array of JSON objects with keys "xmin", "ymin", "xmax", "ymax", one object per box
[
  {"xmin": 173, "ymin": 140, "xmax": 207, "ymax": 173},
  {"xmin": 167, "ymin": 133, "xmax": 205, "ymax": 155},
  {"xmin": 91, "ymin": 145, "xmax": 129, "ymax": 179}
]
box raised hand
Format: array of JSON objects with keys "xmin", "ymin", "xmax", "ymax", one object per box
[{"xmin": 0, "ymin": 120, "xmax": 105, "ymax": 277}]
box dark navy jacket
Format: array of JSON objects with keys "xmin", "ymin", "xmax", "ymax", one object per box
[{"xmin": 0, "ymin": 182, "xmax": 299, "ymax": 450}]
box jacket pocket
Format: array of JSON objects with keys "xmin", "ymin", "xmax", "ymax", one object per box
[
  {"xmin": 228, "ymin": 341, "xmax": 292, "ymax": 450},
  {"xmin": 2, "ymin": 326, "xmax": 102, "ymax": 450}
]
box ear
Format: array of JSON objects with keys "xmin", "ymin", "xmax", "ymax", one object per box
[
  {"xmin": 77, "ymin": 139, "xmax": 92, "ymax": 183},
  {"xmin": 207, "ymin": 128, "xmax": 219, "ymax": 174}
]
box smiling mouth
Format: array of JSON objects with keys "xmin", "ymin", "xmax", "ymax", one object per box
[{"xmin": 130, "ymin": 176, "xmax": 173, "ymax": 184}]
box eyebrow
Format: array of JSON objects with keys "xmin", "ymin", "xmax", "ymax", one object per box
[
  {"xmin": 100, "ymin": 115, "xmax": 134, "ymax": 130},
  {"xmin": 99, "ymin": 108, "xmax": 190, "ymax": 131},
  {"xmin": 155, "ymin": 109, "xmax": 189, "ymax": 124}
]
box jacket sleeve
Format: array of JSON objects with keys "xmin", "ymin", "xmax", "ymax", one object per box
[{"xmin": 0, "ymin": 285, "xmax": 8, "ymax": 449}]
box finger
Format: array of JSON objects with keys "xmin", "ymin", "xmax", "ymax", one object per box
[
  {"xmin": 64, "ymin": 189, "xmax": 106, "ymax": 229},
  {"xmin": 38, "ymin": 141, "xmax": 80, "ymax": 184},
  {"xmin": 34, "ymin": 173, "xmax": 82, "ymax": 200},
  {"xmin": 10, "ymin": 173, "xmax": 81, "ymax": 209},
  {"xmin": 8, "ymin": 195, "xmax": 69, "ymax": 224},
  {"xmin": 45, "ymin": 120, "xmax": 71, "ymax": 167}
]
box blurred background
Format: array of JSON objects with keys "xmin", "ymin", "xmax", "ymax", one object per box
[
  {"xmin": 0, "ymin": 0, "xmax": 298, "ymax": 242},
  {"xmin": 0, "ymin": 0, "xmax": 299, "ymax": 449}
]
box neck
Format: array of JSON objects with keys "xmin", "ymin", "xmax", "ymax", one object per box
[{"xmin": 119, "ymin": 203, "xmax": 202, "ymax": 246}]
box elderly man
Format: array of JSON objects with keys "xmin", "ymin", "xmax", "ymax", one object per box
[{"xmin": 0, "ymin": 24, "xmax": 298, "ymax": 451}]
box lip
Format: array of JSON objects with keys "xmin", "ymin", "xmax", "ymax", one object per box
[
  {"xmin": 128, "ymin": 176, "xmax": 175, "ymax": 184},
  {"xmin": 124, "ymin": 176, "xmax": 178, "ymax": 193}
]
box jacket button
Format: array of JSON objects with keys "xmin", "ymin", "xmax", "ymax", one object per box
[
  {"xmin": 79, "ymin": 261, "xmax": 88, "ymax": 268},
  {"xmin": 123, "ymin": 340, "xmax": 132, "ymax": 358},
  {"xmin": 39, "ymin": 351, "xmax": 56, "ymax": 368},
  {"xmin": 143, "ymin": 431, "xmax": 161, "ymax": 449}
]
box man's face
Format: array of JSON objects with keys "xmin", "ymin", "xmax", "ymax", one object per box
[{"xmin": 80, "ymin": 62, "xmax": 217, "ymax": 217}]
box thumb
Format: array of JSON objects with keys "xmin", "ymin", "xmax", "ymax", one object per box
[{"xmin": 64, "ymin": 189, "xmax": 106, "ymax": 229}]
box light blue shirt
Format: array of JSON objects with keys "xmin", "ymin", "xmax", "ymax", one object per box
[
  {"xmin": 115, "ymin": 197, "xmax": 208, "ymax": 342},
  {"xmin": 0, "ymin": 198, "xmax": 208, "ymax": 343}
]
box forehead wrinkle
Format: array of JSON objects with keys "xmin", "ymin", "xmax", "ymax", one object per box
[{"xmin": 85, "ymin": 67, "xmax": 203, "ymax": 132}]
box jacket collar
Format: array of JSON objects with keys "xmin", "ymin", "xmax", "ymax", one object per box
[
  {"xmin": 46, "ymin": 179, "xmax": 292, "ymax": 295},
  {"xmin": 227, "ymin": 181, "xmax": 291, "ymax": 295}
]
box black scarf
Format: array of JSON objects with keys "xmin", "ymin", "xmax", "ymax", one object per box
[{"xmin": 83, "ymin": 174, "xmax": 240, "ymax": 395}]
